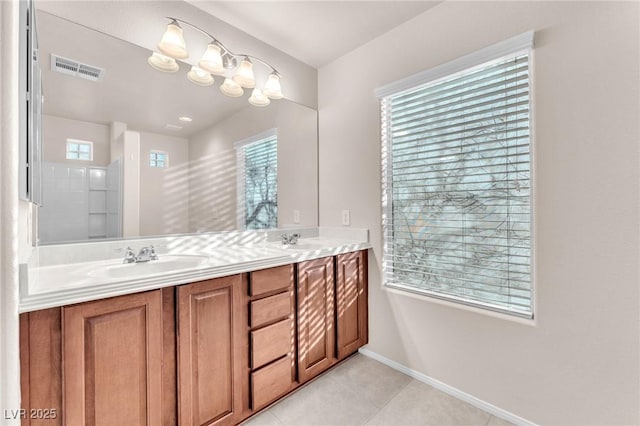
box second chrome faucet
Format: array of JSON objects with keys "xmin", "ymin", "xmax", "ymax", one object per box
[{"xmin": 123, "ymin": 246, "xmax": 159, "ymax": 264}]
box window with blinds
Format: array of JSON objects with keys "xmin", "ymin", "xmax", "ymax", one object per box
[
  {"xmin": 236, "ymin": 133, "xmax": 278, "ymax": 230},
  {"xmin": 380, "ymin": 42, "xmax": 533, "ymax": 317}
]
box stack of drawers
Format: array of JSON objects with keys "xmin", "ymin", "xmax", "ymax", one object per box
[{"xmin": 248, "ymin": 265, "xmax": 296, "ymax": 409}]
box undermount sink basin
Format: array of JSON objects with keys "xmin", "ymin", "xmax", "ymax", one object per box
[{"xmin": 89, "ymin": 255, "xmax": 209, "ymax": 279}]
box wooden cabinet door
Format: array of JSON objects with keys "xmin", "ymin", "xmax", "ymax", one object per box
[
  {"xmin": 336, "ymin": 250, "xmax": 368, "ymax": 360},
  {"xmin": 297, "ymin": 256, "xmax": 335, "ymax": 383},
  {"xmin": 63, "ymin": 290, "xmax": 166, "ymax": 426},
  {"xmin": 177, "ymin": 276, "xmax": 244, "ymax": 426}
]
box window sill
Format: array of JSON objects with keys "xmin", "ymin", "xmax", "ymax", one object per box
[{"xmin": 383, "ymin": 283, "xmax": 537, "ymax": 326}]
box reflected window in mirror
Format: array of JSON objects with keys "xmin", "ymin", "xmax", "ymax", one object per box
[
  {"xmin": 150, "ymin": 150, "xmax": 168, "ymax": 168},
  {"xmin": 235, "ymin": 130, "xmax": 278, "ymax": 230},
  {"xmin": 66, "ymin": 139, "xmax": 93, "ymax": 161}
]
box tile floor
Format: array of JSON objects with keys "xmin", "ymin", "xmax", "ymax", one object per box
[{"xmin": 243, "ymin": 354, "xmax": 514, "ymax": 426}]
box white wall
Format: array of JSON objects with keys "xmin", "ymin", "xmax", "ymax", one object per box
[
  {"xmin": 139, "ymin": 131, "xmax": 189, "ymax": 236},
  {"xmin": 318, "ymin": 1, "xmax": 639, "ymax": 424},
  {"xmin": 43, "ymin": 114, "xmax": 110, "ymax": 166},
  {"xmin": 122, "ymin": 130, "xmax": 140, "ymax": 237},
  {"xmin": 188, "ymin": 101, "xmax": 318, "ymax": 233}
]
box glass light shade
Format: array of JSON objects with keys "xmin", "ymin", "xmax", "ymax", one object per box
[
  {"xmin": 157, "ymin": 21, "xmax": 188, "ymax": 59},
  {"xmin": 147, "ymin": 52, "xmax": 179, "ymax": 73},
  {"xmin": 248, "ymin": 88, "xmax": 271, "ymax": 107},
  {"xmin": 187, "ymin": 66, "xmax": 214, "ymax": 86},
  {"xmin": 198, "ymin": 43, "xmax": 225, "ymax": 75},
  {"xmin": 262, "ymin": 73, "xmax": 283, "ymax": 99},
  {"xmin": 232, "ymin": 57, "xmax": 256, "ymax": 88},
  {"xmin": 220, "ymin": 78, "xmax": 244, "ymax": 97}
]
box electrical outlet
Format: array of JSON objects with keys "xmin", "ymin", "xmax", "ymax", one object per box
[
  {"xmin": 341, "ymin": 209, "xmax": 351, "ymax": 226},
  {"xmin": 293, "ymin": 209, "xmax": 300, "ymax": 224}
]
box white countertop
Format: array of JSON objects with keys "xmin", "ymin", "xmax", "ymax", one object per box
[{"xmin": 20, "ymin": 230, "xmax": 371, "ymax": 313}]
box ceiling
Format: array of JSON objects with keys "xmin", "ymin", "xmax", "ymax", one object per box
[{"xmin": 188, "ymin": 1, "xmax": 441, "ymax": 68}]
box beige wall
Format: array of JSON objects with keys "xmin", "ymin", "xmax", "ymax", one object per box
[
  {"xmin": 43, "ymin": 114, "xmax": 110, "ymax": 166},
  {"xmin": 188, "ymin": 101, "xmax": 318, "ymax": 233},
  {"xmin": 139, "ymin": 131, "xmax": 189, "ymax": 236},
  {"xmin": 318, "ymin": 1, "xmax": 639, "ymax": 424}
]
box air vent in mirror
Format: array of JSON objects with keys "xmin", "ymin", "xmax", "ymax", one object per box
[{"xmin": 51, "ymin": 54, "xmax": 105, "ymax": 82}]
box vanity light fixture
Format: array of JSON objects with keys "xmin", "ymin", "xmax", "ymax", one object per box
[
  {"xmin": 187, "ymin": 65, "xmax": 214, "ymax": 86},
  {"xmin": 147, "ymin": 52, "xmax": 180, "ymax": 72},
  {"xmin": 248, "ymin": 88, "xmax": 270, "ymax": 107},
  {"xmin": 148, "ymin": 17, "xmax": 284, "ymax": 105}
]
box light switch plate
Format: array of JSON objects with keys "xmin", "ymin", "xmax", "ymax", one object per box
[
  {"xmin": 293, "ymin": 209, "xmax": 300, "ymax": 224},
  {"xmin": 341, "ymin": 209, "xmax": 350, "ymax": 226}
]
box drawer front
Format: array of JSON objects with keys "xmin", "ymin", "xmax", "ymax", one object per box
[
  {"xmin": 251, "ymin": 292, "xmax": 291, "ymax": 328},
  {"xmin": 250, "ymin": 265, "xmax": 293, "ymax": 297},
  {"xmin": 251, "ymin": 319, "xmax": 292, "ymax": 369},
  {"xmin": 251, "ymin": 356, "xmax": 293, "ymax": 409}
]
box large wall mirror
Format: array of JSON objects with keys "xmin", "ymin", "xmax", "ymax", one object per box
[{"xmin": 34, "ymin": 4, "xmax": 318, "ymax": 244}]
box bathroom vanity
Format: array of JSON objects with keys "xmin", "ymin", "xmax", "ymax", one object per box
[{"xmin": 19, "ymin": 231, "xmax": 369, "ymax": 425}]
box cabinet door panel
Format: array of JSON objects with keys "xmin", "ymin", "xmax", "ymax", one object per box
[
  {"xmin": 177, "ymin": 276, "xmax": 243, "ymax": 426},
  {"xmin": 297, "ymin": 257, "xmax": 335, "ymax": 383},
  {"xmin": 63, "ymin": 290, "xmax": 164, "ymax": 426},
  {"xmin": 336, "ymin": 250, "xmax": 368, "ymax": 359}
]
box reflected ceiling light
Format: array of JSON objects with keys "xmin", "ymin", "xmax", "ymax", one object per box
[
  {"xmin": 147, "ymin": 52, "xmax": 179, "ymax": 73},
  {"xmin": 198, "ymin": 42, "xmax": 225, "ymax": 75},
  {"xmin": 157, "ymin": 19, "xmax": 188, "ymax": 59},
  {"xmin": 232, "ymin": 57, "xmax": 256, "ymax": 88},
  {"xmin": 248, "ymin": 88, "xmax": 270, "ymax": 107},
  {"xmin": 187, "ymin": 66, "xmax": 214, "ymax": 86},
  {"xmin": 220, "ymin": 78, "xmax": 244, "ymax": 98},
  {"xmin": 178, "ymin": 116, "xmax": 193, "ymax": 122},
  {"xmin": 263, "ymin": 72, "xmax": 283, "ymax": 99},
  {"xmin": 148, "ymin": 17, "xmax": 283, "ymax": 106}
]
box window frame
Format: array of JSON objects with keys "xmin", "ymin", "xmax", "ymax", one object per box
[
  {"xmin": 234, "ymin": 128, "xmax": 278, "ymax": 230},
  {"xmin": 149, "ymin": 150, "xmax": 169, "ymax": 168},
  {"xmin": 65, "ymin": 139, "xmax": 93, "ymax": 161},
  {"xmin": 377, "ymin": 31, "xmax": 535, "ymax": 319}
]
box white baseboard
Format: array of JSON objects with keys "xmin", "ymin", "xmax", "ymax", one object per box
[{"xmin": 358, "ymin": 348, "xmax": 537, "ymax": 426}]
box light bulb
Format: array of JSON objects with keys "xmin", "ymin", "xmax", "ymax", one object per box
[
  {"xmin": 147, "ymin": 52, "xmax": 179, "ymax": 73},
  {"xmin": 157, "ymin": 20, "xmax": 188, "ymax": 59},
  {"xmin": 232, "ymin": 57, "xmax": 256, "ymax": 88},
  {"xmin": 187, "ymin": 66, "xmax": 214, "ymax": 86},
  {"xmin": 198, "ymin": 43, "xmax": 225, "ymax": 75},
  {"xmin": 220, "ymin": 78, "xmax": 244, "ymax": 97},
  {"xmin": 248, "ymin": 88, "xmax": 270, "ymax": 107},
  {"xmin": 262, "ymin": 72, "xmax": 283, "ymax": 99}
]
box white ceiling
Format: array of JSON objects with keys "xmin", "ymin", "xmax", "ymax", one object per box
[{"xmin": 187, "ymin": 1, "xmax": 441, "ymax": 68}]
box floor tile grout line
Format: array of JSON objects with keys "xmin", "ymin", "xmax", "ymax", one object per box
[{"xmin": 361, "ymin": 378, "xmax": 416, "ymax": 425}]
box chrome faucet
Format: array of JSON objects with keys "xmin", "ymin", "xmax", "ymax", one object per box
[
  {"xmin": 281, "ymin": 233, "xmax": 301, "ymax": 245},
  {"xmin": 135, "ymin": 245, "xmax": 159, "ymax": 262},
  {"xmin": 122, "ymin": 247, "xmax": 136, "ymax": 264},
  {"xmin": 122, "ymin": 245, "xmax": 159, "ymax": 263}
]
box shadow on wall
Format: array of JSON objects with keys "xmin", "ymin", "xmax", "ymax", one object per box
[{"xmin": 188, "ymin": 150, "xmax": 237, "ymax": 233}]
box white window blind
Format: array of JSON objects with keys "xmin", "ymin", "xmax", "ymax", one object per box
[
  {"xmin": 381, "ymin": 44, "xmax": 533, "ymax": 317},
  {"xmin": 236, "ymin": 133, "xmax": 278, "ymax": 230}
]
